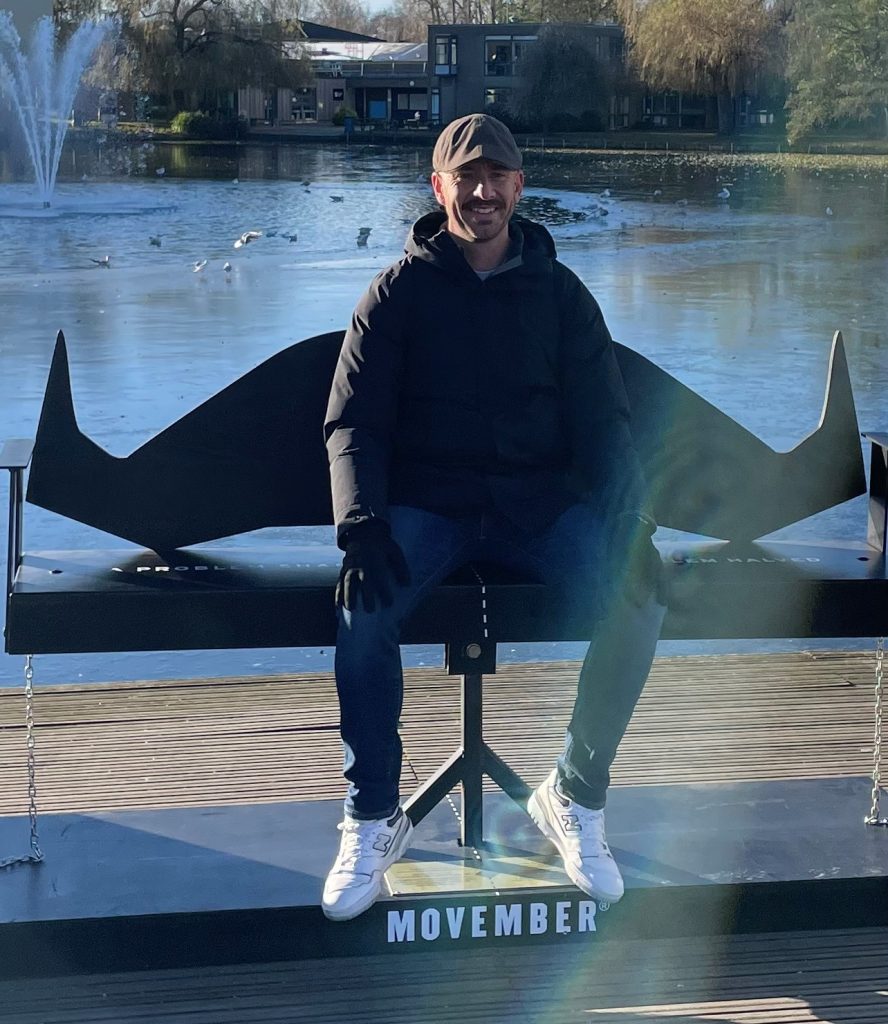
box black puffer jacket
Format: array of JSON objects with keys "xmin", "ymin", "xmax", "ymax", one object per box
[{"xmin": 324, "ymin": 210, "xmax": 649, "ymax": 545}]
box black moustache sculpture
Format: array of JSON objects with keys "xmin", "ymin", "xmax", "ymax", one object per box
[{"xmin": 25, "ymin": 330, "xmax": 865, "ymax": 553}]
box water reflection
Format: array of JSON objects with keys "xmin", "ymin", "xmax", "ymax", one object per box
[{"xmin": 0, "ymin": 143, "xmax": 886, "ymax": 684}]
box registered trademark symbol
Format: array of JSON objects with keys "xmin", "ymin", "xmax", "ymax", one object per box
[{"xmin": 598, "ymin": 901, "xmax": 610, "ymax": 912}]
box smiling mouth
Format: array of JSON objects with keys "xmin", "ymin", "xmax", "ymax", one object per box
[{"xmin": 466, "ymin": 204, "xmax": 500, "ymax": 215}]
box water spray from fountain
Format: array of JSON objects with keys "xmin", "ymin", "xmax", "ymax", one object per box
[{"xmin": 0, "ymin": 13, "xmax": 115, "ymax": 207}]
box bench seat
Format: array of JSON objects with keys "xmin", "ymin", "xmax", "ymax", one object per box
[{"xmin": 6, "ymin": 537, "xmax": 887, "ymax": 656}]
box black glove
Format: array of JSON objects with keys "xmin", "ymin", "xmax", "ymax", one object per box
[
  {"xmin": 335, "ymin": 519, "xmax": 411, "ymax": 613},
  {"xmin": 613, "ymin": 512, "xmax": 665, "ymax": 608}
]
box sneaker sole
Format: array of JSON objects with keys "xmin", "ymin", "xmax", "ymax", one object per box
[
  {"xmin": 527, "ymin": 790, "xmax": 623, "ymax": 904},
  {"xmin": 321, "ymin": 817, "xmax": 415, "ymax": 922}
]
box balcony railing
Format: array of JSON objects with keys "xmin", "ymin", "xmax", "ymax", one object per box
[{"xmin": 314, "ymin": 60, "xmax": 428, "ymax": 78}]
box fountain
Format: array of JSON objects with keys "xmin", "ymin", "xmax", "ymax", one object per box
[{"xmin": 0, "ymin": 12, "xmax": 114, "ymax": 206}]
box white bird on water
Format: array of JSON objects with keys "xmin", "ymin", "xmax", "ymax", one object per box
[
  {"xmin": 192, "ymin": 259, "xmax": 208, "ymax": 273},
  {"xmin": 717, "ymin": 187, "xmax": 731, "ymax": 200},
  {"xmin": 234, "ymin": 230, "xmax": 262, "ymax": 249},
  {"xmin": 90, "ymin": 255, "xmax": 110, "ymax": 267},
  {"xmin": 223, "ymin": 261, "xmax": 232, "ymax": 273},
  {"xmin": 155, "ymin": 166, "xmax": 165, "ymax": 176}
]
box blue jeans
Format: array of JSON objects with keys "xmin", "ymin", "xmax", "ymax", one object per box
[{"xmin": 335, "ymin": 503, "xmax": 666, "ymax": 819}]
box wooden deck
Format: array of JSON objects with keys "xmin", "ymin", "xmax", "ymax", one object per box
[
  {"xmin": 0, "ymin": 927, "xmax": 885, "ymax": 1023},
  {"xmin": 0, "ymin": 650, "xmax": 885, "ymax": 1021},
  {"xmin": 0, "ymin": 650, "xmax": 880, "ymax": 816}
]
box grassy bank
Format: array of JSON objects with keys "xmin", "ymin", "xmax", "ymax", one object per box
[{"xmin": 83, "ymin": 121, "xmax": 888, "ymax": 156}]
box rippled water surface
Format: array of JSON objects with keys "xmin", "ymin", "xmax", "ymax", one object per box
[{"xmin": 1, "ymin": 141, "xmax": 886, "ymax": 685}]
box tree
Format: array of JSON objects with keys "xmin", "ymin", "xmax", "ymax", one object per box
[
  {"xmin": 512, "ymin": 24, "xmax": 613, "ymax": 131},
  {"xmin": 302, "ymin": 0, "xmax": 374, "ymax": 33},
  {"xmin": 507, "ymin": 0, "xmax": 617, "ymax": 22},
  {"xmin": 367, "ymin": 0, "xmax": 429, "ymax": 42},
  {"xmin": 618, "ymin": 0, "xmax": 786, "ymax": 133},
  {"xmin": 73, "ymin": 0, "xmax": 312, "ymax": 114},
  {"xmin": 786, "ymin": 0, "xmax": 888, "ymax": 142}
]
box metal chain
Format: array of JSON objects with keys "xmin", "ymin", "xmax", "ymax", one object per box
[
  {"xmin": 865, "ymin": 637, "xmax": 887, "ymax": 826},
  {"xmin": 0, "ymin": 654, "xmax": 44, "ymax": 869}
]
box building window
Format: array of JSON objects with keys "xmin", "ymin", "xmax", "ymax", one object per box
[
  {"xmin": 609, "ymin": 94, "xmax": 630, "ymax": 129},
  {"xmin": 435, "ymin": 35, "xmax": 457, "ymax": 75},
  {"xmin": 430, "ymin": 88, "xmax": 440, "ymax": 124},
  {"xmin": 484, "ymin": 87, "xmax": 512, "ymax": 108},
  {"xmin": 396, "ymin": 91, "xmax": 429, "ymax": 111},
  {"xmin": 485, "ymin": 35, "xmax": 535, "ymax": 77},
  {"xmin": 291, "ymin": 87, "xmax": 316, "ymax": 122}
]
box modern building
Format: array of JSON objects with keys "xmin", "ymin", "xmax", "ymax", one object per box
[
  {"xmin": 427, "ymin": 21, "xmax": 632, "ymax": 129},
  {"xmin": 240, "ymin": 20, "xmax": 634, "ymax": 130},
  {"xmin": 239, "ymin": 21, "xmax": 429, "ymax": 129}
]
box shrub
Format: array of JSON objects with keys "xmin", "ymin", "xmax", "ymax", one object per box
[
  {"xmin": 483, "ymin": 102, "xmax": 531, "ymax": 134},
  {"xmin": 170, "ymin": 110, "xmax": 247, "ymax": 139},
  {"xmin": 332, "ymin": 106, "xmax": 358, "ymax": 126}
]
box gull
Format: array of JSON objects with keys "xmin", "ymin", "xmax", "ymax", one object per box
[
  {"xmin": 825, "ymin": 207, "xmax": 834, "ymax": 216},
  {"xmin": 330, "ymin": 195, "xmax": 344, "ymax": 202},
  {"xmin": 675, "ymin": 198, "xmax": 689, "ymax": 207},
  {"xmin": 717, "ymin": 187, "xmax": 731, "ymax": 200},
  {"xmin": 90, "ymin": 255, "xmax": 110, "ymax": 267},
  {"xmin": 600, "ymin": 188, "xmax": 611, "ymax": 198},
  {"xmin": 653, "ymin": 188, "xmax": 662, "ymax": 196},
  {"xmin": 149, "ymin": 235, "xmax": 162, "ymax": 247},
  {"xmin": 234, "ymin": 230, "xmax": 262, "ymax": 249},
  {"xmin": 192, "ymin": 259, "xmax": 208, "ymax": 273},
  {"xmin": 223, "ymin": 261, "xmax": 232, "ymax": 273},
  {"xmin": 155, "ymin": 166, "xmax": 165, "ymax": 176},
  {"xmin": 232, "ymin": 178, "xmax": 239, "ymax": 185}
]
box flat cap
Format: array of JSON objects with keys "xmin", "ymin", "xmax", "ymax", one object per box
[{"xmin": 432, "ymin": 113, "xmax": 523, "ymax": 173}]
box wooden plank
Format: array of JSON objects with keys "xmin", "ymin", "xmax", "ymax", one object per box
[{"xmin": 0, "ymin": 651, "xmax": 881, "ymax": 815}]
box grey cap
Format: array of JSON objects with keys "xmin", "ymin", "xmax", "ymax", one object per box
[{"xmin": 432, "ymin": 113, "xmax": 523, "ymax": 173}]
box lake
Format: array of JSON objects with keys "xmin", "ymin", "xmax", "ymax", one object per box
[{"xmin": 0, "ymin": 140, "xmax": 886, "ymax": 686}]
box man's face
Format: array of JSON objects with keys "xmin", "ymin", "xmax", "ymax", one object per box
[{"xmin": 431, "ymin": 158, "xmax": 524, "ymax": 246}]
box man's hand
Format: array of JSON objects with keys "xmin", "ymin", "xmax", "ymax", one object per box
[
  {"xmin": 613, "ymin": 512, "xmax": 664, "ymax": 608},
  {"xmin": 336, "ymin": 520, "xmax": 411, "ymax": 613}
]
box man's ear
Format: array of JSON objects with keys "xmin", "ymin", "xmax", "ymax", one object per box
[
  {"xmin": 430, "ymin": 171, "xmax": 446, "ymax": 207},
  {"xmin": 515, "ymin": 169, "xmax": 525, "ymax": 201}
]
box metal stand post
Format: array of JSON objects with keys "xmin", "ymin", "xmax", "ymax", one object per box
[{"xmin": 403, "ymin": 639, "xmax": 531, "ymax": 848}]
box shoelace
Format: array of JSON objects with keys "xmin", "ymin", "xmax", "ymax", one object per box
[{"xmin": 335, "ymin": 819, "xmax": 381, "ymax": 871}]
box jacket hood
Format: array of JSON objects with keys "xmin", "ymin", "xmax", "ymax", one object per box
[{"xmin": 406, "ymin": 209, "xmax": 558, "ymax": 269}]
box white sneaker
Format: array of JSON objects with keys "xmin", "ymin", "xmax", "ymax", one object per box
[
  {"xmin": 321, "ymin": 807, "xmax": 414, "ymax": 921},
  {"xmin": 527, "ymin": 769, "xmax": 624, "ymax": 903}
]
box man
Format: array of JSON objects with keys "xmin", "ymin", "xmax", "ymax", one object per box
[{"xmin": 322, "ymin": 113, "xmax": 665, "ymax": 922}]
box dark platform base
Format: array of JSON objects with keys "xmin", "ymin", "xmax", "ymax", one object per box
[{"xmin": 1, "ymin": 777, "xmax": 886, "ymax": 978}]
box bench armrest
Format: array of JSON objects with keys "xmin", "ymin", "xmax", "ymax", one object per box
[
  {"xmin": 863, "ymin": 433, "xmax": 888, "ymax": 554},
  {"xmin": 2, "ymin": 439, "xmax": 33, "ymax": 601},
  {"xmin": 0, "ymin": 439, "xmax": 34, "ymax": 471}
]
